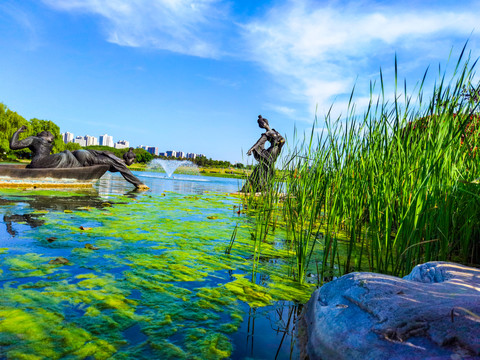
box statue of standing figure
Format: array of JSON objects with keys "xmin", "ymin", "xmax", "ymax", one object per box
[
  {"xmin": 10, "ymin": 125, "xmax": 149, "ymax": 190},
  {"xmin": 241, "ymin": 115, "xmax": 285, "ymax": 193}
]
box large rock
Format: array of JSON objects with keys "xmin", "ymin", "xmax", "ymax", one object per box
[{"xmin": 299, "ymin": 262, "xmax": 480, "ymax": 359}]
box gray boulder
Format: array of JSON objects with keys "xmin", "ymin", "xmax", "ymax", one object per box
[{"xmin": 299, "ymin": 262, "xmax": 480, "ymax": 359}]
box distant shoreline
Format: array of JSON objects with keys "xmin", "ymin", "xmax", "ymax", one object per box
[
  {"xmin": 0, "ymin": 161, "xmax": 249, "ymax": 180},
  {"xmin": 128, "ymin": 164, "xmax": 249, "ymax": 179}
]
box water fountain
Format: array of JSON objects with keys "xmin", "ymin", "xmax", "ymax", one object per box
[{"xmin": 147, "ymin": 159, "xmax": 199, "ymax": 177}]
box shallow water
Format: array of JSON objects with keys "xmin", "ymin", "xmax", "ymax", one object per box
[{"xmin": 0, "ymin": 171, "xmax": 313, "ymax": 359}]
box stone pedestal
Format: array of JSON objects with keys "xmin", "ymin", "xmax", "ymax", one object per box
[{"xmin": 299, "ymin": 262, "xmax": 480, "ymax": 359}]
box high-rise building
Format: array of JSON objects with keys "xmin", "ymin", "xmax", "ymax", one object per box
[
  {"xmin": 166, "ymin": 150, "xmax": 177, "ymax": 158},
  {"xmin": 99, "ymin": 134, "xmax": 113, "ymax": 147},
  {"xmin": 177, "ymin": 151, "xmax": 185, "ymax": 158},
  {"xmin": 84, "ymin": 135, "xmax": 98, "ymax": 146},
  {"xmin": 62, "ymin": 132, "xmax": 74, "ymax": 144},
  {"xmin": 114, "ymin": 140, "xmax": 130, "ymax": 149},
  {"xmin": 159, "ymin": 152, "xmax": 166, "ymax": 157},
  {"xmin": 74, "ymin": 136, "xmax": 86, "ymax": 147},
  {"xmin": 146, "ymin": 147, "xmax": 158, "ymax": 156},
  {"xmin": 186, "ymin": 153, "xmax": 196, "ymax": 159}
]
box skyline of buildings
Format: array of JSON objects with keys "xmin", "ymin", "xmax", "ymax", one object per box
[{"xmin": 61, "ymin": 131, "xmax": 206, "ymax": 159}]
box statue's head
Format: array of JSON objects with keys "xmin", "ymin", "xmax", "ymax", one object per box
[
  {"xmin": 37, "ymin": 130, "xmax": 54, "ymax": 143},
  {"xmin": 257, "ymin": 115, "xmax": 269, "ymax": 129}
]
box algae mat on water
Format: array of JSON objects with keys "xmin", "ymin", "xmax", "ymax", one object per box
[{"xmin": 0, "ymin": 189, "xmax": 313, "ymax": 359}]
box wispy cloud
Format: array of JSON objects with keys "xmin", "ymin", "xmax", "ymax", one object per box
[
  {"xmin": 40, "ymin": 0, "xmax": 480, "ymax": 121},
  {"xmin": 41, "ymin": 0, "xmax": 230, "ymax": 58},
  {"xmin": 242, "ymin": 0, "xmax": 480, "ymax": 119},
  {"xmin": 198, "ymin": 75, "xmax": 241, "ymax": 88},
  {"xmin": 265, "ymin": 103, "xmax": 296, "ymax": 116},
  {"xmin": 0, "ymin": 1, "xmax": 41, "ymax": 50}
]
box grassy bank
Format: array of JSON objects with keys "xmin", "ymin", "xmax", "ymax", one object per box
[
  {"xmin": 128, "ymin": 163, "xmax": 250, "ymax": 179},
  {"xmin": 241, "ymin": 52, "xmax": 480, "ymax": 286}
]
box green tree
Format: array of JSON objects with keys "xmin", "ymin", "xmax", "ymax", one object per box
[
  {"xmin": 134, "ymin": 149, "xmax": 153, "ymax": 164},
  {"xmin": 0, "ymin": 103, "xmax": 28, "ymax": 160}
]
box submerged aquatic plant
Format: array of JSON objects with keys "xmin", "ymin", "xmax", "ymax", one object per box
[{"xmin": 0, "ymin": 189, "xmax": 312, "ymax": 359}]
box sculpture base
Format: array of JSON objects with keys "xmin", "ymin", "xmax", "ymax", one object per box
[
  {"xmin": 299, "ymin": 261, "xmax": 480, "ymax": 359},
  {"xmin": 0, "ymin": 164, "xmax": 109, "ymax": 189}
]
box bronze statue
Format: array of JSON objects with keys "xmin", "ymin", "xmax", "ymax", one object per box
[
  {"xmin": 10, "ymin": 126, "xmax": 148, "ymax": 189},
  {"xmin": 241, "ymin": 115, "xmax": 285, "ymax": 192},
  {"xmin": 123, "ymin": 147, "xmax": 136, "ymax": 166},
  {"xmin": 10, "ymin": 126, "xmax": 81, "ymax": 168}
]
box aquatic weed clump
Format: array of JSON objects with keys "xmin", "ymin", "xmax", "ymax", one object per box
[
  {"xmin": 253, "ymin": 50, "xmax": 480, "ymax": 283},
  {"xmin": 0, "ymin": 189, "xmax": 313, "ymax": 359}
]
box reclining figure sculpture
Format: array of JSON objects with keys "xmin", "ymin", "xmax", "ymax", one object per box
[{"xmin": 10, "ymin": 125, "xmax": 149, "ymax": 190}]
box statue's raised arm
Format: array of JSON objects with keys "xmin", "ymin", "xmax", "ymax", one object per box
[
  {"xmin": 9, "ymin": 125, "xmax": 33, "ymax": 150},
  {"xmin": 9, "ymin": 126, "xmax": 81, "ymax": 168}
]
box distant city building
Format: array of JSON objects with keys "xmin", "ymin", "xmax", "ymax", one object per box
[
  {"xmin": 84, "ymin": 135, "xmax": 98, "ymax": 146},
  {"xmin": 114, "ymin": 140, "xmax": 130, "ymax": 149},
  {"xmin": 197, "ymin": 154, "xmax": 206, "ymax": 158},
  {"xmin": 99, "ymin": 134, "xmax": 113, "ymax": 147},
  {"xmin": 146, "ymin": 147, "xmax": 158, "ymax": 156},
  {"xmin": 177, "ymin": 151, "xmax": 185, "ymax": 158},
  {"xmin": 166, "ymin": 150, "xmax": 177, "ymax": 158},
  {"xmin": 74, "ymin": 136, "xmax": 86, "ymax": 147},
  {"xmin": 186, "ymin": 153, "xmax": 196, "ymax": 159},
  {"xmin": 159, "ymin": 152, "xmax": 166, "ymax": 157},
  {"xmin": 62, "ymin": 132, "xmax": 74, "ymax": 144}
]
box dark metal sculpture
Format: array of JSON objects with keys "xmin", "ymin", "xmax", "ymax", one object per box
[
  {"xmin": 9, "ymin": 126, "xmax": 148, "ymax": 189},
  {"xmin": 241, "ymin": 115, "xmax": 285, "ymax": 193},
  {"xmin": 123, "ymin": 147, "xmax": 136, "ymax": 166},
  {"xmin": 10, "ymin": 126, "xmax": 81, "ymax": 168}
]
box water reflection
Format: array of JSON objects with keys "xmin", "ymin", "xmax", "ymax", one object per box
[
  {"xmin": 0, "ymin": 194, "xmax": 113, "ymax": 238},
  {"xmin": 96, "ymin": 171, "xmax": 242, "ymax": 196},
  {"xmin": 231, "ymin": 302, "xmax": 302, "ymax": 359},
  {"xmin": 3, "ymin": 214, "xmax": 44, "ymax": 236}
]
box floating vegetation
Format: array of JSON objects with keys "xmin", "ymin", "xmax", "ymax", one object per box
[{"xmin": 0, "ymin": 187, "xmax": 313, "ymax": 359}]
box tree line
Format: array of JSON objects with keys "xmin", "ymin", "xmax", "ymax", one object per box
[
  {"xmin": 0, "ymin": 102, "xmax": 245, "ymax": 167},
  {"xmin": 0, "ymin": 103, "xmax": 153, "ymax": 164},
  {"xmin": 0, "ymin": 102, "xmax": 81, "ymax": 161}
]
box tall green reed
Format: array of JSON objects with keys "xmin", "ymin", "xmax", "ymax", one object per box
[
  {"xmin": 241, "ymin": 49, "xmax": 480, "ymax": 286},
  {"xmin": 241, "ymin": 164, "xmax": 284, "ymax": 282},
  {"xmin": 285, "ymin": 50, "xmax": 480, "ymax": 282}
]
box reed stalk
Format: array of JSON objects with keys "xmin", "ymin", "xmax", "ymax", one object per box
[{"xmin": 244, "ymin": 48, "xmax": 480, "ymax": 285}]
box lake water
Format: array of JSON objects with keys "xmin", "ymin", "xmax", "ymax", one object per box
[{"xmin": 0, "ymin": 171, "xmax": 311, "ymax": 359}]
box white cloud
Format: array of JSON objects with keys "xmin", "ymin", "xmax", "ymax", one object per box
[
  {"xmin": 41, "ymin": 0, "xmax": 480, "ymax": 121},
  {"xmin": 242, "ymin": 0, "xmax": 480, "ymax": 120},
  {"xmin": 266, "ymin": 104, "xmax": 296, "ymax": 116},
  {"xmin": 198, "ymin": 75, "xmax": 241, "ymax": 88},
  {"xmin": 41, "ymin": 0, "xmax": 228, "ymax": 58}
]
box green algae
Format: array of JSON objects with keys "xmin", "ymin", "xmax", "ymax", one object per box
[
  {"xmin": 0, "ymin": 189, "xmax": 315, "ymax": 359},
  {"xmin": 0, "ymin": 289, "xmax": 118, "ymax": 359}
]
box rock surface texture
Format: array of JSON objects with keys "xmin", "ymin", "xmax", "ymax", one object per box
[{"xmin": 300, "ymin": 262, "xmax": 480, "ymax": 359}]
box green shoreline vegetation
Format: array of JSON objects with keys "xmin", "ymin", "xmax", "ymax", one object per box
[
  {"xmin": 127, "ymin": 162, "xmax": 251, "ymax": 179},
  {"xmin": 242, "ymin": 51, "xmax": 480, "ymax": 285},
  {"xmin": 0, "ymin": 105, "xmax": 249, "ymax": 176}
]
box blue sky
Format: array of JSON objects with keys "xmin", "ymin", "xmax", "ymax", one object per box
[{"xmin": 0, "ymin": 0, "xmax": 479, "ymax": 163}]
